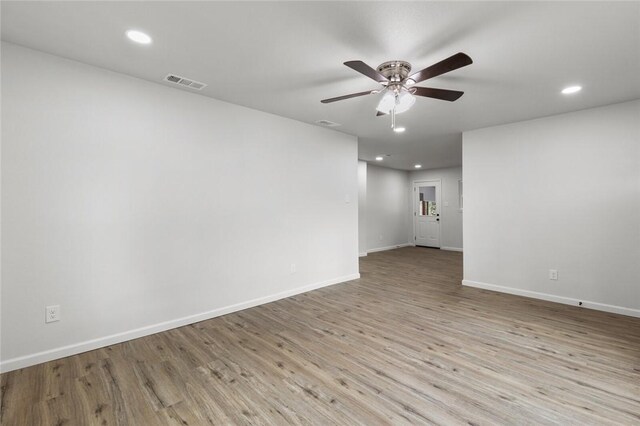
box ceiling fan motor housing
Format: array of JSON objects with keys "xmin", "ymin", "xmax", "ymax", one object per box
[{"xmin": 377, "ymin": 61, "xmax": 412, "ymax": 82}]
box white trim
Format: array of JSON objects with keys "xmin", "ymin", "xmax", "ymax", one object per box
[
  {"xmin": 462, "ymin": 279, "xmax": 640, "ymax": 319},
  {"xmin": 367, "ymin": 243, "xmax": 410, "ymax": 254},
  {"xmin": 359, "ymin": 252, "xmax": 368, "ymax": 257},
  {"xmin": 0, "ymin": 273, "xmax": 360, "ymax": 373},
  {"xmin": 441, "ymin": 247, "xmax": 463, "ymax": 252}
]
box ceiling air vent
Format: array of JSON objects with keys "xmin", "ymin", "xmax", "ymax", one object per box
[
  {"xmin": 316, "ymin": 119, "xmax": 341, "ymax": 127},
  {"xmin": 164, "ymin": 74, "xmax": 207, "ymax": 90}
]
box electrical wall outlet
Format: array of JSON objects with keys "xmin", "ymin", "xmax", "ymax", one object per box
[
  {"xmin": 290, "ymin": 263, "xmax": 296, "ymax": 274},
  {"xmin": 549, "ymin": 269, "xmax": 558, "ymax": 280},
  {"xmin": 45, "ymin": 305, "xmax": 60, "ymax": 323}
]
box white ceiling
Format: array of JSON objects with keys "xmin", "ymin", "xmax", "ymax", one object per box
[{"xmin": 2, "ymin": 1, "xmax": 639, "ymax": 170}]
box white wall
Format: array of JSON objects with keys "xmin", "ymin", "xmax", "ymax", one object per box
[
  {"xmin": 463, "ymin": 100, "xmax": 640, "ymax": 317},
  {"xmin": 410, "ymin": 167, "xmax": 463, "ymax": 250},
  {"xmin": 358, "ymin": 161, "xmax": 367, "ymax": 256},
  {"xmin": 365, "ymin": 164, "xmax": 409, "ymax": 252},
  {"xmin": 1, "ymin": 43, "xmax": 359, "ymax": 371}
]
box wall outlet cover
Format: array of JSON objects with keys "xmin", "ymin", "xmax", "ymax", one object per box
[{"xmin": 46, "ymin": 305, "xmax": 60, "ymax": 323}]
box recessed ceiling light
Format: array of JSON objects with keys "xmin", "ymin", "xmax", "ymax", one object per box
[
  {"xmin": 394, "ymin": 127, "xmax": 406, "ymax": 133},
  {"xmin": 375, "ymin": 156, "xmax": 384, "ymax": 161},
  {"xmin": 414, "ymin": 164, "xmax": 422, "ymax": 169},
  {"xmin": 561, "ymin": 85, "xmax": 582, "ymax": 95},
  {"xmin": 126, "ymin": 30, "xmax": 152, "ymax": 45}
]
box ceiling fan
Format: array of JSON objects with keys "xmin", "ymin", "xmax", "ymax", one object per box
[{"xmin": 321, "ymin": 52, "xmax": 472, "ymax": 128}]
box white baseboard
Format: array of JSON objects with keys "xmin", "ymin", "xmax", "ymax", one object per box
[
  {"xmin": 367, "ymin": 243, "xmax": 410, "ymax": 254},
  {"xmin": 462, "ymin": 279, "xmax": 640, "ymax": 318},
  {"xmin": 0, "ymin": 273, "xmax": 360, "ymax": 373},
  {"xmin": 359, "ymin": 252, "xmax": 368, "ymax": 257},
  {"xmin": 441, "ymin": 246, "xmax": 463, "ymax": 252}
]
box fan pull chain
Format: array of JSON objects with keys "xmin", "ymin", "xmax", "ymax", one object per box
[
  {"xmin": 390, "ymin": 91, "xmax": 401, "ymax": 129},
  {"xmin": 391, "ymin": 106, "xmax": 396, "ymax": 129}
]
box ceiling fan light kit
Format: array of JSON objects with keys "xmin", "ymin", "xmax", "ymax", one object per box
[
  {"xmin": 376, "ymin": 88, "xmax": 415, "ymax": 115},
  {"xmin": 321, "ymin": 52, "xmax": 472, "ymax": 129}
]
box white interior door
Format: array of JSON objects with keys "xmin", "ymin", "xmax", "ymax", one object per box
[{"xmin": 414, "ymin": 180, "xmax": 441, "ymax": 248}]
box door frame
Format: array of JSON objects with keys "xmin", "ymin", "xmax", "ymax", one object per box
[{"xmin": 412, "ymin": 179, "xmax": 442, "ymax": 248}]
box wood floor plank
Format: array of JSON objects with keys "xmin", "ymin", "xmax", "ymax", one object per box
[{"xmin": 2, "ymin": 247, "xmax": 639, "ymax": 425}]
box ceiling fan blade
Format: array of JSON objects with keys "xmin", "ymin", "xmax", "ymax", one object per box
[
  {"xmin": 412, "ymin": 87, "xmax": 464, "ymax": 102},
  {"xmin": 321, "ymin": 90, "xmax": 377, "ymax": 104},
  {"xmin": 376, "ymin": 111, "xmax": 387, "ymax": 116},
  {"xmin": 408, "ymin": 52, "xmax": 472, "ymax": 84},
  {"xmin": 344, "ymin": 60, "xmax": 389, "ymax": 83}
]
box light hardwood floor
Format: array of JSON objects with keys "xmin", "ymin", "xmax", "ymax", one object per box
[{"xmin": 2, "ymin": 247, "xmax": 640, "ymax": 425}]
